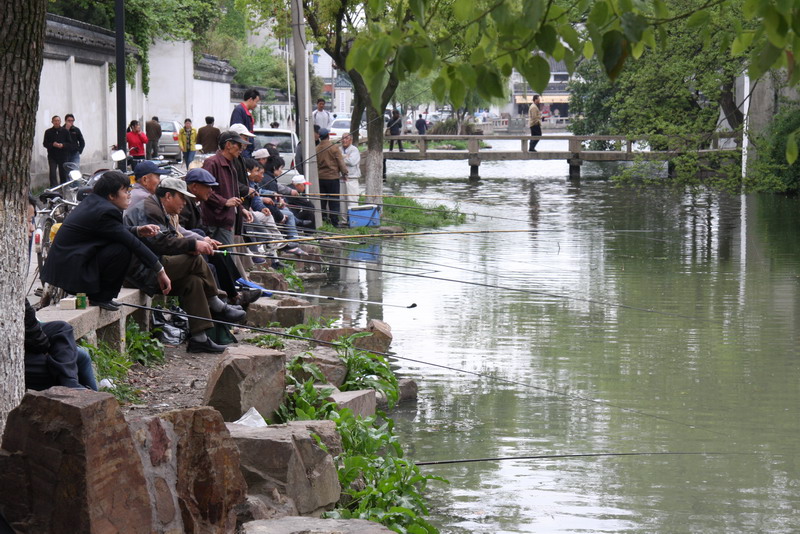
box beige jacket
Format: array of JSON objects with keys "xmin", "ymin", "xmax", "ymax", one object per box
[
  {"xmin": 316, "ymin": 139, "xmax": 348, "ymax": 180},
  {"xmin": 528, "ymin": 103, "xmax": 541, "ymax": 127}
]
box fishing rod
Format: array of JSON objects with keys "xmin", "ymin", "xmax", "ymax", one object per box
[
  {"xmin": 261, "ymin": 288, "xmax": 417, "ymax": 309},
  {"xmin": 218, "ymin": 228, "xmax": 537, "ymax": 249},
  {"xmin": 117, "ymin": 301, "xmax": 728, "ymax": 438},
  {"xmin": 217, "ymin": 249, "xmax": 441, "ymax": 275},
  {"xmin": 414, "ymin": 451, "xmax": 753, "ymax": 466}
]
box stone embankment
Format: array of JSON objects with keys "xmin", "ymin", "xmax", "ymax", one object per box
[{"xmin": 2, "ymin": 245, "xmax": 418, "ymax": 533}]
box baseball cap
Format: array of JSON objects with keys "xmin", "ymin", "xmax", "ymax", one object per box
[
  {"xmin": 219, "ymin": 131, "xmax": 248, "ymax": 147},
  {"xmin": 134, "ymin": 160, "xmax": 170, "ymax": 179},
  {"xmin": 184, "ymin": 168, "xmax": 218, "ymax": 186},
  {"xmin": 318, "ymin": 127, "xmax": 329, "ymax": 137},
  {"xmin": 291, "ymin": 175, "xmax": 311, "ymax": 185},
  {"xmin": 159, "ymin": 177, "xmax": 196, "ymax": 198},
  {"xmin": 229, "ymin": 123, "xmax": 255, "ymax": 138},
  {"xmin": 252, "ymin": 148, "xmax": 270, "ymax": 159}
]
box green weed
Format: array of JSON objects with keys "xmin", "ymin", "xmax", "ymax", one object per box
[
  {"xmin": 248, "ymin": 333, "xmax": 286, "ymax": 350},
  {"xmin": 275, "ymin": 262, "xmax": 305, "ymax": 292},
  {"xmin": 126, "ymin": 319, "xmax": 164, "ymax": 366},
  {"xmin": 285, "ymin": 315, "xmax": 336, "ymax": 338},
  {"xmin": 336, "ymin": 333, "xmax": 399, "ymax": 409}
]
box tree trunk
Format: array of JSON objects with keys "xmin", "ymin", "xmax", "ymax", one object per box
[
  {"xmin": 0, "ymin": 0, "xmax": 47, "ymax": 434},
  {"xmin": 719, "ymin": 79, "xmax": 744, "ymax": 137},
  {"xmin": 364, "ymin": 105, "xmax": 385, "ymax": 204}
]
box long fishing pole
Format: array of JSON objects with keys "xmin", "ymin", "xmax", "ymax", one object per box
[
  {"xmin": 218, "ymin": 228, "xmax": 537, "ymax": 249},
  {"xmin": 414, "ymin": 451, "xmax": 753, "ymax": 466},
  {"xmin": 217, "ymin": 249, "xmax": 441, "ymax": 275},
  {"xmin": 118, "ymin": 301, "xmax": 728, "ymax": 437},
  {"xmin": 262, "ymin": 288, "xmax": 417, "ymax": 308}
]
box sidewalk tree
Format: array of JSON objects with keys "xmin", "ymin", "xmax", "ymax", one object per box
[{"xmin": 0, "ymin": 0, "xmax": 47, "ymax": 434}]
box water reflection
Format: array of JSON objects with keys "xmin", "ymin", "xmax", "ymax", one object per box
[{"xmin": 315, "ymin": 153, "xmax": 800, "ymax": 532}]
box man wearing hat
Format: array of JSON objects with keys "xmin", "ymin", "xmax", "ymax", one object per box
[
  {"xmin": 229, "ymin": 122, "xmax": 257, "ymax": 160},
  {"xmin": 127, "ymin": 160, "xmax": 169, "ymax": 215},
  {"xmin": 253, "ymin": 149, "xmax": 298, "ymax": 197},
  {"xmin": 201, "ymin": 131, "xmax": 253, "ymax": 245},
  {"xmin": 286, "ymin": 175, "xmax": 315, "ymax": 229},
  {"xmin": 136, "ymin": 177, "xmax": 246, "ymax": 353}
]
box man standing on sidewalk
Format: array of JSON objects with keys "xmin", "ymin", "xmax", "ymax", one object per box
[
  {"xmin": 43, "ymin": 115, "xmax": 69, "ymax": 186},
  {"xmin": 145, "ymin": 116, "xmax": 162, "ymax": 159},
  {"xmin": 63, "ymin": 114, "xmax": 85, "ymax": 165}
]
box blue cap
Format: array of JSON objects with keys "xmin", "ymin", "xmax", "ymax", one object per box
[
  {"xmin": 134, "ymin": 160, "xmax": 170, "ymax": 178},
  {"xmin": 319, "ymin": 127, "xmax": 329, "ymax": 137},
  {"xmin": 185, "ymin": 168, "xmax": 219, "ymax": 186}
]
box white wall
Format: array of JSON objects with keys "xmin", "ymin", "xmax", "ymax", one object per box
[
  {"xmin": 193, "ymin": 79, "xmax": 233, "ymax": 128},
  {"xmin": 145, "ymin": 40, "xmax": 194, "ymax": 122}
]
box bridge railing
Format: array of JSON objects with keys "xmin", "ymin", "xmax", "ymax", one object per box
[{"xmin": 385, "ymin": 132, "xmax": 742, "ymax": 156}]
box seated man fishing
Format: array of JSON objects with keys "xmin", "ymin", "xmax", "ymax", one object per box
[{"xmin": 128, "ymin": 177, "xmax": 247, "ymax": 354}]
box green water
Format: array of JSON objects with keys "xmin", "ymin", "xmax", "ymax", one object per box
[{"xmin": 321, "ymin": 147, "xmax": 800, "ymax": 532}]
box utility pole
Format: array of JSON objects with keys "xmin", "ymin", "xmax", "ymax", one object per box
[
  {"xmin": 115, "ymin": 0, "xmax": 127, "ymax": 171},
  {"xmin": 291, "ymin": 0, "xmax": 321, "ymax": 228}
]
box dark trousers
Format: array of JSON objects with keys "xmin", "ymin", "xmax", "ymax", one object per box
[
  {"xmin": 529, "ymin": 124, "xmax": 542, "ymax": 151},
  {"xmin": 319, "ymin": 179, "xmax": 340, "ymax": 226},
  {"xmin": 146, "ymin": 140, "xmax": 159, "ymax": 159},
  {"xmin": 47, "ymin": 156, "xmax": 68, "ymax": 187},
  {"xmin": 161, "ymin": 254, "xmax": 218, "ymax": 335},
  {"xmin": 389, "ymin": 138, "xmax": 403, "ymax": 151},
  {"xmin": 88, "ymin": 243, "xmax": 132, "ymax": 302}
]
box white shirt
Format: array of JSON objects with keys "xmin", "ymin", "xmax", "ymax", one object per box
[
  {"xmin": 342, "ymin": 144, "xmax": 361, "ymax": 178},
  {"xmin": 313, "ymin": 109, "xmax": 333, "ymax": 130}
]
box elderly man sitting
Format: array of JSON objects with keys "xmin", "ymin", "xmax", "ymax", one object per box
[{"xmin": 131, "ymin": 177, "xmax": 246, "ymax": 353}]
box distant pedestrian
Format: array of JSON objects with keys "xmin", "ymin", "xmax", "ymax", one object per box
[
  {"xmin": 415, "ymin": 115, "xmax": 427, "ymax": 135},
  {"xmin": 145, "ymin": 116, "xmax": 162, "ymax": 159},
  {"xmin": 196, "ymin": 116, "xmax": 220, "ymax": 154},
  {"xmin": 230, "ymin": 88, "xmax": 260, "ymax": 158},
  {"xmin": 126, "ymin": 120, "xmax": 148, "ymax": 169},
  {"xmin": 178, "ymin": 118, "xmax": 198, "ymax": 167},
  {"xmin": 528, "ymin": 95, "xmax": 542, "ymax": 152},
  {"xmin": 43, "ymin": 115, "xmax": 70, "ymax": 187},
  {"xmin": 63, "ymin": 114, "xmax": 85, "ymax": 165},
  {"xmin": 316, "ymin": 128, "xmax": 348, "ymax": 227},
  {"xmin": 312, "ymin": 99, "xmax": 333, "ymax": 130},
  {"xmin": 387, "ymin": 109, "xmax": 403, "ymax": 152}
]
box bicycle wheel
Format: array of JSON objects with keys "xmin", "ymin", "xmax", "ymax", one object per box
[{"xmin": 36, "ymin": 218, "xmax": 54, "ymax": 275}]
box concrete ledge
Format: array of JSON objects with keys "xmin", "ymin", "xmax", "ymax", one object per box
[{"xmin": 36, "ymin": 288, "xmax": 150, "ymax": 351}]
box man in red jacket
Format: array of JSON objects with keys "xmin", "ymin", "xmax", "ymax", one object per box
[{"xmin": 201, "ymin": 131, "xmax": 253, "ymax": 245}]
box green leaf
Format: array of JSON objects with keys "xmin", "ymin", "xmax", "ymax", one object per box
[
  {"xmin": 559, "ymin": 24, "xmax": 581, "ymax": 52},
  {"xmin": 631, "ymin": 40, "xmax": 645, "ymax": 59},
  {"xmin": 686, "ymin": 10, "xmax": 710, "ymax": 29},
  {"xmin": 431, "ymin": 75, "xmax": 447, "ymax": 102},
  {"xmin": 524, "ymin": 54, "xmax": 551, "ymax": 94},
  {"xmin": 731, "ymin": 31, "xmax": 755, "ymax": 55},
  {"xmin": 642, "ymin": 27, "xmax": 656, "ymax": 49},
  {"xmin": 583, "ymin": 40, "xmax": 595, "ymax": 59},
  {"xmin": 621, "ymin": 12, "xmax": 647, "ymax": 42},
  {"xmin": 742, "ymin": 0, "xmax": 759, "ymax": 19},
  {"xmin": 653, "ymin": 0, "xmax": 669, "ymax": 19},
  {"xmin": 535, "ymin": 24, "xmax": 557, "ymax": 55},
  {"xmin": 600, "ymin": 30, "xmax": 628, "ymax": 79},
  {"xmin": 764, "ymin": 6, "xmax": 789, "ymax": 48},
  {"xmin": 523, "ymin": 0, "xmax": 546, "ymax": 27},
  {"xmin": 408, "ymin": 0, "xmax": 424, "ymax": 21},
  {"xmin": 449, "ymin": 80, "xmax": 466, "ymax": 108},
  {"xmin": 453, "ymin": 0, "xmax": 472, "ymax": 21},
  {"xmin": 787, "ymin": 131, "xmax": 798, "ymax": 164},
  {"xmin": 588, "ymin": 0, "xmax": 609, "ymax": 29}
]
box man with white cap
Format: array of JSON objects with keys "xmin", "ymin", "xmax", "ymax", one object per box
[
  {"xmin": 286, "ymin": 175, "xmax": 315, "ymax": 229},
  {"xmin": 136, "ymin": 177, "xmax": 246, "ymax": 354}
]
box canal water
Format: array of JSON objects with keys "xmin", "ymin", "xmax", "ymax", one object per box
[{"xmin": 316, "ymin": 139, "xmax": 800, "ymax": 533}]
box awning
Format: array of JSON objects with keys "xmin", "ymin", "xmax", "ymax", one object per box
[{"xmin": 515, "ymin": 94, "xmax": 570, "ymax": 104}]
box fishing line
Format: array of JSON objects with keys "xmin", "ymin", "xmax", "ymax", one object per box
[
  {"xmin": 119, "ymin": 301, "xmax": 728, "ymax": 437},
  {"xmin": 218, "ymin": 249, "xmax": 441, "ymax": 274},
  {"xmin": 414, "ymin": 451, "xmax": 754, "ymax": 466},
  {"xmin": 262, "ymin": 288, "xmax": 417, "ymax": 308}
]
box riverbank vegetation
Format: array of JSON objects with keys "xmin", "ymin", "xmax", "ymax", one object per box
[{"xmin": 273, "ymin": 332, "xmax": 444, "ymax": 534}]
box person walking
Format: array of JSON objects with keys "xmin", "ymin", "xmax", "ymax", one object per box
[
  {"xmin": 43, "ymin": 115, "xmax": 70, "ymax": 187},
  {"xmin": 528, "ymin": 95, "xmax": 542, "ymax": 152},
  {"xmin": 230, "ymin": 88, "xmax": 260, "ymax": 158},
  {"xmin": 63, "ymin": 114, "xmax": 85, "ymax": 165},
  {"xmin": 145, "ymin": 116, "xmax": 162, "ymax": 159},
  {"xmin": 312, "ymin": 99, "xmax": 334, "ymax": 130},
  {"xmin": 178, "ymin": 118, "xmax": 198, "ymax": 167},
  {"xmin": 316, "ymin": 128, "xmax": 348, "ymax": 227},
  {"xmin": 126, "ymin": 120, "xmax": 148, "ymax": 169},
  {"xmin": 387, "ymin": 109, "xmax": 403, "ymax": 152},
  {"xmin": 197, "ymin": 116, "xmax": 220, "ymax": 154},
  {"xmin": 415, "ymin": 115, "xmax": 427, "ymax": 135}
]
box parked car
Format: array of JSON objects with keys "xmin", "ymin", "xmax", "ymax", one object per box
[
  {"xmin": 252, "ymin": 127, "xmax": 299, "ymax": 183},
  {"xmin": 328, "ymin": 118, "xmax": 367, "ymax": 140},
  {"xmin": 157, "ymin": 120, "xmax": 181, "ymax": 161}
]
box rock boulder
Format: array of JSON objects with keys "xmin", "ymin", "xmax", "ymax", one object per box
[{"xmin": 242, "ymin": 516, "xmax": 395, "ymax": 533}]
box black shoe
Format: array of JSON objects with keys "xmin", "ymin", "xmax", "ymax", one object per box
[
  {"xmin": 186, "ymin": 337, "xmax": 226, "ymax": 354},
  {"xmin": 91, "ymin": 299, "xmax": 120, "ymax": 311},
  {"xmin": 213, "ymin": 304, "xmax": 246, "ymax": 324},
  {"xmin": 235, "ymin": 288, "xmax": 262, "ymax": 307},
  {"xmin": 271, "ymin": 259, "xmax": 286, "ymax": 270}
]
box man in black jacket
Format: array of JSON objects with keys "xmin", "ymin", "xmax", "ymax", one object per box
[
  {"xmin": 43, "ymin": 115, "xmax": 70, "ymax": 187},
  {"xmin": 24, "ymin": 299, "xmax": 97, "ymax": 391},
  {"xmin": 41, "ymin": 171, "xmax": 171, "ymax": 310},
  {"xmin": 63, "ymin": 113, "xmax": 85, "ymax": 164}
]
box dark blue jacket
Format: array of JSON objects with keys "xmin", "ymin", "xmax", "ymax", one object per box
[{"xmin": 230, "ymin": 103, "xmax": 255, "ymax": 157}]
